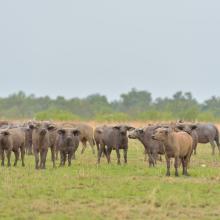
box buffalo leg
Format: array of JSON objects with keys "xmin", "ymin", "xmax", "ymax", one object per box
[
  {"xmin": 96, "ymin": 142, "xmax": 100, "ymax": 156},
  {"xmin": 28, "ymin": 143, "xmax": 32, "ymax": 155},
  {"xmin": 165, "ymin": 156, "xmax": 171, "ymax": 176},
  {"xmin": 1, "ymin": 149, "xmax": 4, "ymax": 166},
  {"xmin": 59, "ymin": 151, "xmax": 64, "ymax": 166},
  {"xmin": 193, "ymin": 142, "xmax": 197, "ymax": 155},
  {"xmin": 40, "ymin": 150, "xmax": 43, "ymax": 169},
  {"xmin": 215, "ymin": 138, "xmax": 220, "ymax": 155},
  {"xmin": 193, "ymin": 148, "xmax": 197, "ymax": 155},
  {"xmin": 68, "ymin": 151, "xmax": 73, "ymax": 166},
  {"xmin": 55, "ymin": 148, "xmax": 59, "ymax": 160},
  {"xmin": 13, "ymin": 150, "xmax": 19, "ymax": 167},
  {"xmin": 20, "ymin": 146, "xmax": 25, "ymax": 167},
  {"xmin": 116, "ymin": 148, "xmax": 121, "ymax": 165},
  {"xmin": 34, "ymin": 149, "xmax": 39, "ymax": 169},
  {"xmin": 210, "ymin": 140, "xmax": 216, "ymax": 155},
  {"xmin": 123, "ymin": 148, "xmax": 128, "ymax": 164},
  {"xmin": 63, "ymin": 153, "xmax": 67, "ymax": 166},
  {"xmin": 183, "ymin": 157, "xmax": 189, "ymax": 176},
  {"xmin": 144, "ymin": 149, "xmax": 147, "ymax": 162},
  {"xmin": 51, "ymin": 146, "xmax": 56, "ymax": 168},
  {"xmin": 106, "ymin": 147, "xmax": 111, "ymax": 164},
  {"xmin": 148, "ymin": 154, "xmax": 155, "ymax": 167},
  {"xmin": 97, "ymin": 144, "xmax": 104, "ymax": 164},
  {"xmin": 6, "ymin": 150, "xmax": 11, "ymax": 167},
  {"xmin": 41, "ymin": 149, "xmax": 48, "ymax": 169},
  {"xmin": 174, "ymin": 157, "xmax": 179, "ymax": 177}
]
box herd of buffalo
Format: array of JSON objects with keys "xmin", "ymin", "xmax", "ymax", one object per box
[{"xmin": 0, "ymin": 120, "xmax": 219, "ymax": 176}]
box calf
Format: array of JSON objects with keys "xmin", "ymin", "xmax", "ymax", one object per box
[
  {"xmin": 62, "ymin": 123, "xmax": 95, "ymax": 155},
  {"xmin": 152, "ymin": 127, "xmax": 193, "ymax": 176},
  {"xmin": 94, "ymin": 125, "xmax": 107, "ymax": 154},
  {"xmin": 32, "ymin": 123, "xmax": 50, "ymax": 169},
  {"xmin": 56, "ymin": 128, "xmax": 80, "ymax": 166},
  {"xmin": 0, "ymin": 128, "xmax": 26, "ymax": 167}
]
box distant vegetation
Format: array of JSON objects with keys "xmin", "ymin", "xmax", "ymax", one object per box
[{"xmin": 0, "ymin": 89, "xmax": 220, "ymax": 121}]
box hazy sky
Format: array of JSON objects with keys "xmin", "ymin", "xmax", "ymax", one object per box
[{"xmin": 0, "ymin": 1, "xmax": 220, "ymax": 101}]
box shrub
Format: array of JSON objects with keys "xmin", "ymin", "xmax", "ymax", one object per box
[{"xmin": 35, "ymin": 109, "xmax": 81, "ymax": 121}]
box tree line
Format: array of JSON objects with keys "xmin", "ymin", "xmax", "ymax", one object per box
[{"xmin": 0, "ymin": 89, "xmax": 220, "ymax": 121}]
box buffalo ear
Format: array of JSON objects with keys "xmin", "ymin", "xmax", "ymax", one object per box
[
  {"xmin": 73, "ymin": 129, "xmax": 81, "ymax": 136},
  {"xmin": 190, "ymin": 125, "xmax": 197, "ymax": 130},
  {"xmin": 1, "ymin": 131, "xmax": 10, "ymax": 136},
  {"xmin": 58, "ymin": 129, "xmax": 65, "ymax": 135},
  {"xmin": 127, "ymin": 126, "xmax": 135, "ymax": 131},
  {"xmin": 113, "ymin": 126, "xmax": 120, "ymax": 130},
  {"xmin": 178, "ymin": 119, "xmax": 184, "ymax": 123},
  {"xmin": 29, "ymin": 124, "xmax": 35, "ymax": 129},
  {"xmin": 177, "ymin": 125, "xmax": 184, "ymax": 130},
  {"xmin": 138, "ymin": 129, "xmax": 144, "ymax": 134},
  {"xmin": 47, "ymin": 125, "xmax": 56, "ymax": 131},
  {"xmin": 97, "ymin": 129, "xmax": 103, "ymax": 134}
]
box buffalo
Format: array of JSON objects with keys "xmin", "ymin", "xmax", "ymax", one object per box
[
  {"xmin": 152, "ymin": 127, "xmax": 193, "ymax": 176},
  {"xmin": 128, "ymin": 126, "xmax": 165, "ymax": 167},
  {"xmin": 97, "ymin": 125, "xmax": 135, "ymax": 165},
  {"xmin": 56, "ymin": 128, "xmax": 80, "ymax": 166}
]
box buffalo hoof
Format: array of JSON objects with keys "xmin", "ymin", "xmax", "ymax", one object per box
[
  {"xmin": 175, "ymin": 173, "xmax": 179, "ymax": 177},
  {"xmin": 22, "ymin": 164, "xmax": 25, "ymax": 167},
  {"xmin": 166, "ymin": 172, "xmax": 170, "ymax": 177}
]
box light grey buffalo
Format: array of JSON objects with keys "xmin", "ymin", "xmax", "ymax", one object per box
[
  {"xmin": 175, "ymin": 123, "xmax": 198, "ymax": 155},
  {"xmin": 0, "ymin": 128, "xmax": 26, "ymax": 167},
  {"xmin": 97, "ymin": 125, "xmax": 135, "ymax": 165},
  {"xmin": 178, "ymin": 122, "xmax": 220, "ymax": 155}
]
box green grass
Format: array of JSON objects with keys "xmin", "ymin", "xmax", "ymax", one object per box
[{"xmin": 0, "ymin": 141, "xmax": 220, "ymax": 220}]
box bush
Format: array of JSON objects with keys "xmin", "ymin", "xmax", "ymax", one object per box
[
  {"xmin": 35, "ymin": 109, "xmax": 81, "ymax": 121},
  {"xmin": 94, "ymin": 112, "xmax": 130, "ymax": 122},
  {"xmin": 137, "ymin": 111, "xmax": 173, "ymax": 121},
  {"xmin": 196, "ymin": 112, "xmax": 217, "ymax": 122}
]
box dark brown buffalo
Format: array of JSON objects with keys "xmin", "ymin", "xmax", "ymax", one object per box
[
  {"xmin": 97, "ymin": 125, "xmax": 135, "ymax": 165},
  {"xmin": 56, "ymin": 128, "xmax": 80, "ymax": 166},
  {"xmin": 128, "ymin": 126, "xmax": 165, "ymax": 167},
  {"xmin": 62, "ymin": 123, "xmax": 95, "ymax": 155},
  {"xmin": 152, "ymin": 127, "xmax": 193, "ymax": 176}
]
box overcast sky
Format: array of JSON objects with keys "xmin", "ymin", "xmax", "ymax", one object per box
[{"xmin": 0, "ymin": 1, "xmax": 220, "ymax": 102}]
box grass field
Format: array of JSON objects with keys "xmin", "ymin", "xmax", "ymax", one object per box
[{"xmin": 0, "ymin": 140, "xmax": 220, "ymax": 220}]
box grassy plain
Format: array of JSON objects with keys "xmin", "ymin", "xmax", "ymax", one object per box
[{"xmin": 0, "ymin": 121, "xmax": 220, "ymax": 220}]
